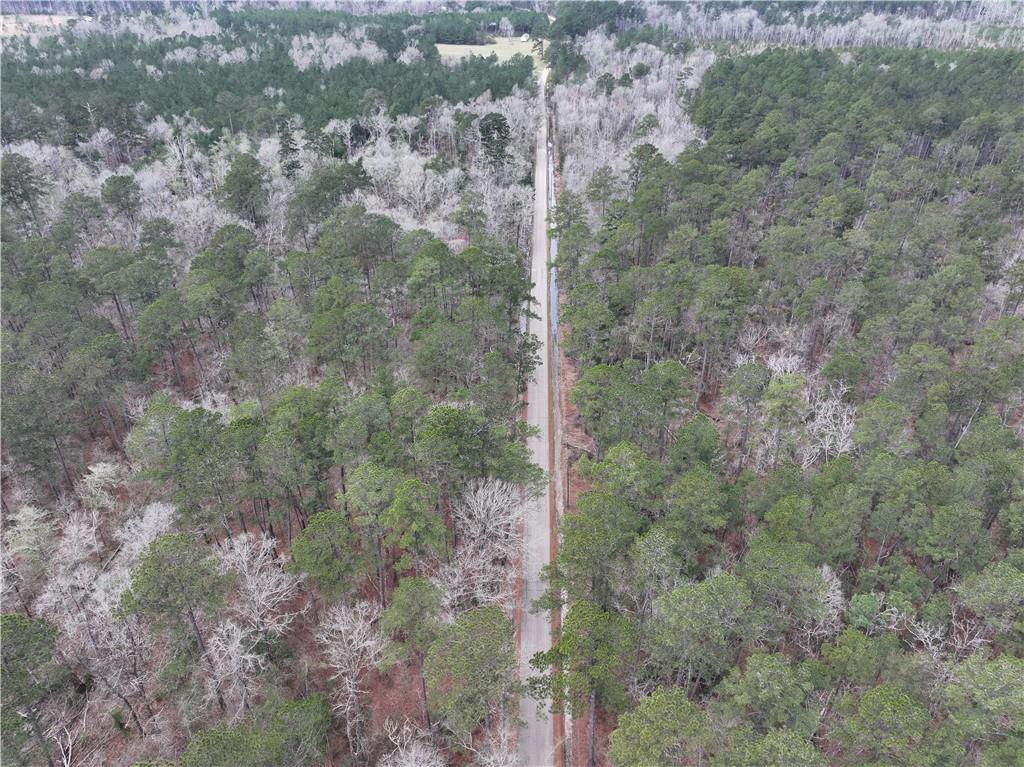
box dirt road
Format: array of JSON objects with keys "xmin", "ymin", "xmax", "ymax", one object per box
[{"xmin": 518, "ymin": 67, "xmax": 558, "ymax": 767}]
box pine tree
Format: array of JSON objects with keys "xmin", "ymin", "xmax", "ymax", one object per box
[{"xmin": 278, "ymin": 118, "xmax": 302, "ymax": 180}]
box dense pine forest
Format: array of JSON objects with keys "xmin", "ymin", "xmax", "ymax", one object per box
[
  {"xmin": 2, "ymin": 2, "xmax": 1023, "ymax": 767},
  {"xmin": 551, "ymin": 42, "xmax": 1024, "ymax": 767},
  {"xmin": 2, "ymin": 6, "xmax": 543, "ymax": 142}
]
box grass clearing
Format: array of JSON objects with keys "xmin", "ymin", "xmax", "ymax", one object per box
[{"xmin": 436, "ymin": 38, "xmax": 538, "ymax": 67}]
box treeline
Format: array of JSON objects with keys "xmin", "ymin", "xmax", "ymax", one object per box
[
  {"xmin": 541, "ymin": 0, "xmax": 1024, "ymax": 79},
  {"xmin": 215, "ymin": 5, "xmax": 548, "ymax": 43},
  {"xmin": 548, "ymin": 46, "xmax": 1024, "ymax": 766},
  {"xmin": 1, "ymin": 6, "xmax": 539, "ymax": 145},
  {"xmin": 701, "ymin": 1, "xmax": 1012, "ymax": 25}
]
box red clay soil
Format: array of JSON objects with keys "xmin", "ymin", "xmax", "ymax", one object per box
[
  {"xmin": 861, "ymin": 536, "xmax": 883, "ymax": 569},
  {"xmin": 697, "ymin": 391, "xmax": 723, "ymax": 422},
  {"xmin": 366, "ymin": 660, "xmax": 426, "ymax": 732},
  {"xmin": 150, "ymin": 342, "xmax": 204, "ymax": 398},
  {"xmin": 721, "ymin": 526, "xmax": 748, "ymax": 559},
  {"xmin": 570, "ymin": 707, "xmax": 617, "ymax": 767},
  {"xmin": 557, "ymin": 336, "xmax": 597, "ymax": 460},
  {"xmin": 279, "ymin": 601, "xmax": 399, "ymax": 767},
  {"xmin": 557, "ymin": 334, "xmax": 596, "ymax": 516}
]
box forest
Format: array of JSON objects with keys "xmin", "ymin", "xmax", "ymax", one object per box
[
  {"xmin": 1, "ymin": 5, "xmax": 541, "ymax": 143},
  {"xmin": 2, "ymin": 2, "xmax": 1023, "ymax": 767},
  {"xmin": 547, "ymin": 18, "xmax": 1024, "ymax": 767}
]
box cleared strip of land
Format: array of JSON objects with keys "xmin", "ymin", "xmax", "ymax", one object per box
[{"xmin": 518, "ymin": 67, "xmax": 558, "ymax": 767}]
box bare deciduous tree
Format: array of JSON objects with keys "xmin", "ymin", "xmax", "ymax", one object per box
[
  {"xmin": 316, "ymin": 601, "xmax": 386, "ymax": 756},
  {"xmin": 204, "ymin": 619, "xmax": 266, "ymax": 720},
  {"xmin": 379, "ymin": 720, "xmax": 446, "ymax": 767},
  {"xmin": 3, "ymin": 503, "xmax": 55, "ymax": 613},
  {"xmin": 115, "ymin": 502, "xmax": 176, "ymax": 563},
  {"xmin": 797, "ymin": 565, "xmax": 847, "ymax": 653},
  {"xmin": 434, "ymin": 478, "xmax": 525, "ymax": 614},
  {"xmin": 646, "ymin": 2, "xmax": 1024, "ymax": 50},
  {"xmin": 552, "ymin": 31, "xmax": 708, "ymax": 207},
  {"xmin": 217, "ymin": 533, "xmax": 303, "ymax": 639},
  {"xmin": 803, "ymin": 384, "xmax": 857, "ymax": 468},
  {"xmin": 472, "ymin": 716, "xmax": 518, "ymax": 767}
]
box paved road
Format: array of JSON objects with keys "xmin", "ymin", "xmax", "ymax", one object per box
[{"xmin": 518, "ymin": 67, "xmax": 557, "ymax": 767}]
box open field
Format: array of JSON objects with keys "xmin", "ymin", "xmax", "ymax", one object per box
[
  {"xmin": 436, "ymin": 37, "xmax": 538, "ymax": 66},
  {"xmin": 0, "ymin": 14, "xmax": 76, "ymax": 36}
]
